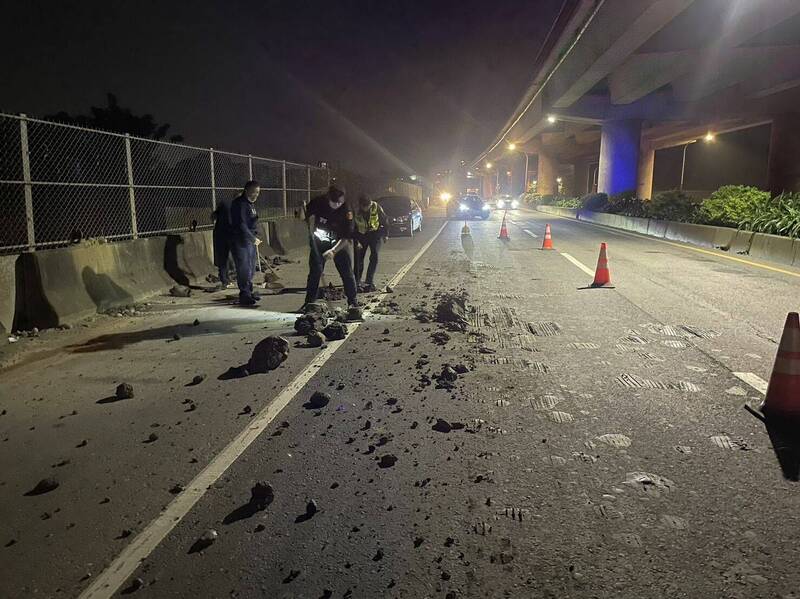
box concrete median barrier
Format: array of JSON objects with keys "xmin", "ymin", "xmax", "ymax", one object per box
[
  {"xmin": 14, "ymin": 231, "xmax": 215, "ymax": 330},
  {"xmin": 647, "ymin": 219, "xmax": 668, "ymax": 238},
  {"xmin": 269, "ymin": 216, "xmax": 309, "ymax": 254},
  {"xmin": 749, "ymin": 233, "xmax": 797, "ymax": 267},
  {"xmin": 0, "ymin": 255, "xmax": 16, "ymax": 335},
  {"xmin": 664, "ymin": 222, "xmax": 719, "ymax": 249}
]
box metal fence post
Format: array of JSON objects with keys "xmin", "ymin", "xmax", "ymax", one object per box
[
  {"xmin": 281, "ymin": 161, "xmax": 288, "ymax": 217},
  {"xmin": 307, "ymin": 166, "xmax": 312, "ymax": 204},
  {"xmin": 124, "ymin": 134, "xmax": 138, "ymax": 239},
  {"xmin": 19, "ymin": 114, "xmax": 36, "ymax": 251},
  {"xmin": 248, "ymin": 154, "xmax": 253, "ymax": 180},
  {"xmin": 209, "ymin": 149, "xmax": 216, "ymax": 210}
]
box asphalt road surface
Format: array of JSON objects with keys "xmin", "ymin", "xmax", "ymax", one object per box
[{"xmin": 1, "ymin": 209, "xmax": 799, "ymax": 599}]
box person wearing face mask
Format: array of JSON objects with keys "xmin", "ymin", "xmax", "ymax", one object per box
[
  {"xmin": 230, "ymin": 180, "xmax": 262, "ymax": 306},
  {"xmin": 302, "ymin": 184, "xmax": 357, "ymax": 310}
]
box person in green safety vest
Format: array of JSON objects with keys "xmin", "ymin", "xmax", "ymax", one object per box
[{"xmin": 353, "ymin": 194, "xmax": 388, "ymax": 292}]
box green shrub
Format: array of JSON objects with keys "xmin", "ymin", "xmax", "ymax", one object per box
[
  {"xmin": 580, "ymin": 192, "xmax": 608, "ymax": 211},
  {"xmin": 604, "ymin": 190, "xmax": 649, "ymax": 218},
  {"xmin": 649, "ymin": 190, "xmax": 700, "ymax": 222},
  {"xmin": 699, "ymin": 185, "xmax": 771, "ymax": 227},
  {"xmin": 740, "ymin": 192, "xmax": 800, "ymax": 237},
  {"xmin": 554, "ymin": 197, "xmax": 581, "ymax": 208}
]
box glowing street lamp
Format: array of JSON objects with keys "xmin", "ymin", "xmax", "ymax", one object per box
[
  {"xmin": 704, "ymin": 132, "xmax": 715, "ymax": 142},
  {"xmin": 547, "ymin": 114, "xmax": 557, "ymax": 124},
  {"xmin": 485, "ymin": 162, "xmax": 493, "ymax": 169},
  {"xmin": 507, "ymin": 142, "xmax": 517, "ymax": 151}
]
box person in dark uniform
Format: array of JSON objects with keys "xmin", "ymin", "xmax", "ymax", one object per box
[
  {"xmin": 354, "ymin": 193, "xmax": 388, "ymax": 292},
  {"xmin": 211, "ymin": 194, "xmax": 235, "ymax": 289},
  {"xmin": 230, "ymin": 180, "xmax": 262, "ymax": 306},
  {"xmin": 303, "ymin": 185, "xmax": 357, "ymax": 309}
]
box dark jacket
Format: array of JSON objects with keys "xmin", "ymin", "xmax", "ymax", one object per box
[
  {"xmin": 212, "ymin": 196, "xmax": 234, "ymax": 237},
  {"xmin": 230, "ymin": 194, "xmax": 258, "ymax": 244}
]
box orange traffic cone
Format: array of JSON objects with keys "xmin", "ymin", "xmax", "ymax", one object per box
[
  {"xmin": 541, "ymin": 224, "xmax": 554, "ymax": 250},
  {"xmin": 461, "ymin": 220, "xmax": 471, "ymax": 235},
  {"xmin": 590, "ymin": 243, "xmax": 614, "ymax": 288},
  {"xmin": 761, "ymin": 312, "xmax": 800, "ymax": 420},
  {"xmin": 498, "ymin": 211, "xmax": 510, "ymax": 240}
]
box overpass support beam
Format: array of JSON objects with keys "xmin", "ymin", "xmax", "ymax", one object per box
[
  {"xmin": 536, "ymin": 150, "xmax": 558, "ymax": 196},
  {"xmin": 598, "ymin": 119, "xmax": 642, "ymax": 196},
  {"xmin": 637, "ymin": 146, "xmax": 655, "ymax": 200},
  {"xmin": 768, "ymin": 113, "xmax": 800, "ymax": 195}
]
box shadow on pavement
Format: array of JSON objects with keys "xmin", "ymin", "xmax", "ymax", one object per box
[
  {"xmin": 68, "ymin": 319, "xmax": 265, "ymax": 353},
  {"xmin": 223, "ymin": 501, "xmax": 268, "ymax": 525},
  {"xmin": 765, "ymin": 421, "xmax": 800, "ymax": 481}
]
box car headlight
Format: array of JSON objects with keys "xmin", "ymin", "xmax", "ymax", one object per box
[
  {"xmin": 459, "ymin": 203, "xmax": 468, "ymax": 211},
  {"xmin": 482, "ymin": 204, "xmax": 490, "ymax": 211},
  {"xmin": 440, "ymin": 192, "xmax": 452, "ymax": 202},
  {"xmin": 497, "ymin": 200, "xmax": 505, "ymax": 209},
  {"xmin": 511, "ymin": 200, "xmax": 519, "ymax": 209},
  {"xmin": 393, "ymin": 215, "xmax": 409, "ymax": 223}
]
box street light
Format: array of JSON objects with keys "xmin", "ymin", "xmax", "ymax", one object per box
[
  {"xmin": 547, "ymin": 115, "xmax": 557, "ymax": 124},
  {"xmin": 679, "ymin": 133, "xmax": 715, "ymax": 190},
  {"xmin": 507, "ymin": 143, "xmax": 530, "ymax": 194},
  {"xmin": 704, "ymin": 132, "xmax": 715, "ymax": 142},
  {"xmin": 507, "ymin": 142, "xmax": 517, "ymax": 151},
  {"xmin": 485, "ymin": 162, "xmax": 492, "ymax": 169}
]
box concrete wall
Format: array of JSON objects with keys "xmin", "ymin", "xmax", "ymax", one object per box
[
  {"xmin": 0, "ymin": 255, "xmax": 16, "ymax": 335},
  {"xmin": 535, "ymin": 206, "xmax": 800, "ymax": 269}
]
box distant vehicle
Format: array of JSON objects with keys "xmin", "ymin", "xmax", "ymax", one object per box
[
  {"xmin": 448, "ymin": 194, "xmax": 491, "ymax": 219},
  {"xmin": 376, "ymin": 195, "xmax": 423, "ymax": 237},
  {"xmin": 494, "ymin": 194, "xmax": 519, "ymax": 210}
]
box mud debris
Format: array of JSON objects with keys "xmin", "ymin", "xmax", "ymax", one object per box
[{"xmin": 248, "ymin": 336, "xmax": 289, "ymax": 373}]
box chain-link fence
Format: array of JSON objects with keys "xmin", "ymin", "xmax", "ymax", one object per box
[{"xmin": 0, "ymin": 112, "xmax": 329, "ymax": 254}]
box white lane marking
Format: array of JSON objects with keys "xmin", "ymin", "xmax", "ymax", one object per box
[
  {"xmin": 523, "ymin": 229, "xmax": 538, "ymax": 238},
  {"xmin": 733, "ymin": 372, "xmax": 768, "ymax": 395},
  {"xmin": 79, "ymin": 222, "xmax": 451, "ymax": 599},
  {"xmin": 559, "ymin": 252, "xmax": 595, "ymax": 277}
]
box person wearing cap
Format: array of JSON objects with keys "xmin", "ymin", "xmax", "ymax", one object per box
[{"xmin": 303, "ymin": 185, "xmax": 357, "ymax": 309}]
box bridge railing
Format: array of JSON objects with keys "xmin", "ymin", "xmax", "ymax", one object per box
[{"xmin": 0, "ymin": 112, "xmax": 329, "ymax": 253}]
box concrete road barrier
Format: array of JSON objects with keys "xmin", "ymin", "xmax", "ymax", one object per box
[
  {"xmin": 269, "ymin": 216, "xmax": 309, "ymax": 254},
  {"xmin": 646, "ymin": 219, "xmax": 668, "ymax": 238},
  {"xmin": 0, "ymin": 255, "xmax": 16, "ymax": 335},
  {"xmin": 14, "ymin": 231, "xmax": 215, "ymax": 330},
  {"xmin": 664, "ymin": 222, "xmax": 719, "ymax": 249},
  {"xmin": 749, "ymin": 233, "xmax": 797, "ymax": 267}
]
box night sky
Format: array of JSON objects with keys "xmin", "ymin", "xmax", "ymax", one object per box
[{"xmin": 2, "ymin": 0, "xmax": 564, "ymax": 177}]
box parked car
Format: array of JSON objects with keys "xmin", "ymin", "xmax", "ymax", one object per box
[
  {"xmin": 376, "ymin": 195, "xmax": 423, "ymax": 237},
  {"xmin": 448, "ymin": 194, "xmax": 491, "ymax": 219}
]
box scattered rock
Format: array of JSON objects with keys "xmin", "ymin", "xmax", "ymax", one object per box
[
  {"xmin": 169, "ymin": 285, "xmax": 191, "ymax": 298},
  {"xmin": 172, "ymin": 333, "xmax": 182, "ymax": 341},
  {"xmin": 431, "ymin": 331, "xmax": 450, "ymax": 345},
  {"xmin": 145, "ymin": 433, "xmax": 159, "ymax": 443},
  {"xmin": 306, "ymin": 392, "xmax": 331, "ymax": 410},
  {"xmin": 115, "ymin": 383, "xmax": 134, "ymax": 400},
  {"xmin": 435, "ymin": 292, "xmax": 468, "ymax": 326},
  {"xmin": 25, "ymin": 477, "xmax": 59, "ymax": 496},
  {"xmin": 303, "ymin": 302, "xmax": 330, "ymax": 316},
  {"xmin": 378, "ymin": 454, "xmax": 397, "ymax": 468},
  {"xmin": 250, "ymin": 482, "xmax": 274, "ymax": 509},
  {"xmin": 248, "ymin": 336, "xmax": 290, "ymax": 373},
  {"xmin": 306, "ymin": 331, "xmax": 325, "ymax": 348},
  {"xmin": 122, "ymin": 577, "xmax": 144, "ymax": 593},
  {"xmin": 192, "ymin": 319, "xmax": 200, "ymax": 326},
  {"xmin": 295, "ymin": 313, "xmax": 327, "ymax": 335},
  {"xmin": 306, "ymin": 499, "xmax": 319, "ymax": 517},
  {"xmin": 322, "ymin": 322, "xmax": 348, "ymax": 341},
  {"xmin": 432, "ymin": 419, "xmax": 452, "ymax": 433},
  {"xmin": 189, "ymin": 374, "xmax": 206, "ymax": 386},
  {"xmin": 346, "ymin": 306, "xmax": 363, "ymax": 321},
  {"xmin": 188, "ymin": 529, "xmax": 218, "ymax": 554},
  {"xmin": 169, "ymin": 483, "xmax": 184, "ymax": 495}
]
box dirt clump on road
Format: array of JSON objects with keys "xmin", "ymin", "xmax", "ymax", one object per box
[{"xmin": 248, "ymin": 336, "xmax": 289, "ymax": 373}]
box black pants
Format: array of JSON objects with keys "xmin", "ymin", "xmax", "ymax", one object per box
[
  {"xmin": 232, "ymin": 241, "xmax": 256, "ymax": 301},
  {"xmin": 213, "ymin": 231, "xmax": 231, "ymax": 285},
  {"xmin": 305, "ymin": 239, "xmax": 357, "ymax": 306},
  {"xmin": 355, "ymin": 231, "xmax": 381, "ymax": 286}
]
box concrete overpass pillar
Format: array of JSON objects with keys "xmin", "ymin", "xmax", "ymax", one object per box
[
  {"xmin": 573, "ymin": 159, "xmax": 592, "ymax": 197},
  {"xmin": 767, "ymin": 113, "xmax": 800, "ymax": 195},
  {"xmin": 637, "ymin": 146, "xmax": 655, "ymax": 200},
  {"xmin": 598, "ymin": 119, "xmax": 642, "ymax": 196},
  {"xmin": 536, "ymin": 150, "xmax": 558, "ymax": 196}
]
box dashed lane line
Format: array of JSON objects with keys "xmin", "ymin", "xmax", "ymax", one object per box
[
  {"xmin": 78, "ymin": 222, "xmax": 451, "ymax": 599},
  {"xmin": 733, "ymin": 372, "xmax": 769, "ymax": 395},
  {"xmin": 523, "ymin": 229, "xmax": 538, "ymax": 238},
  {"xmin": 559, "ymin": 252, "xmax": 595, "ymax": 277}
]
